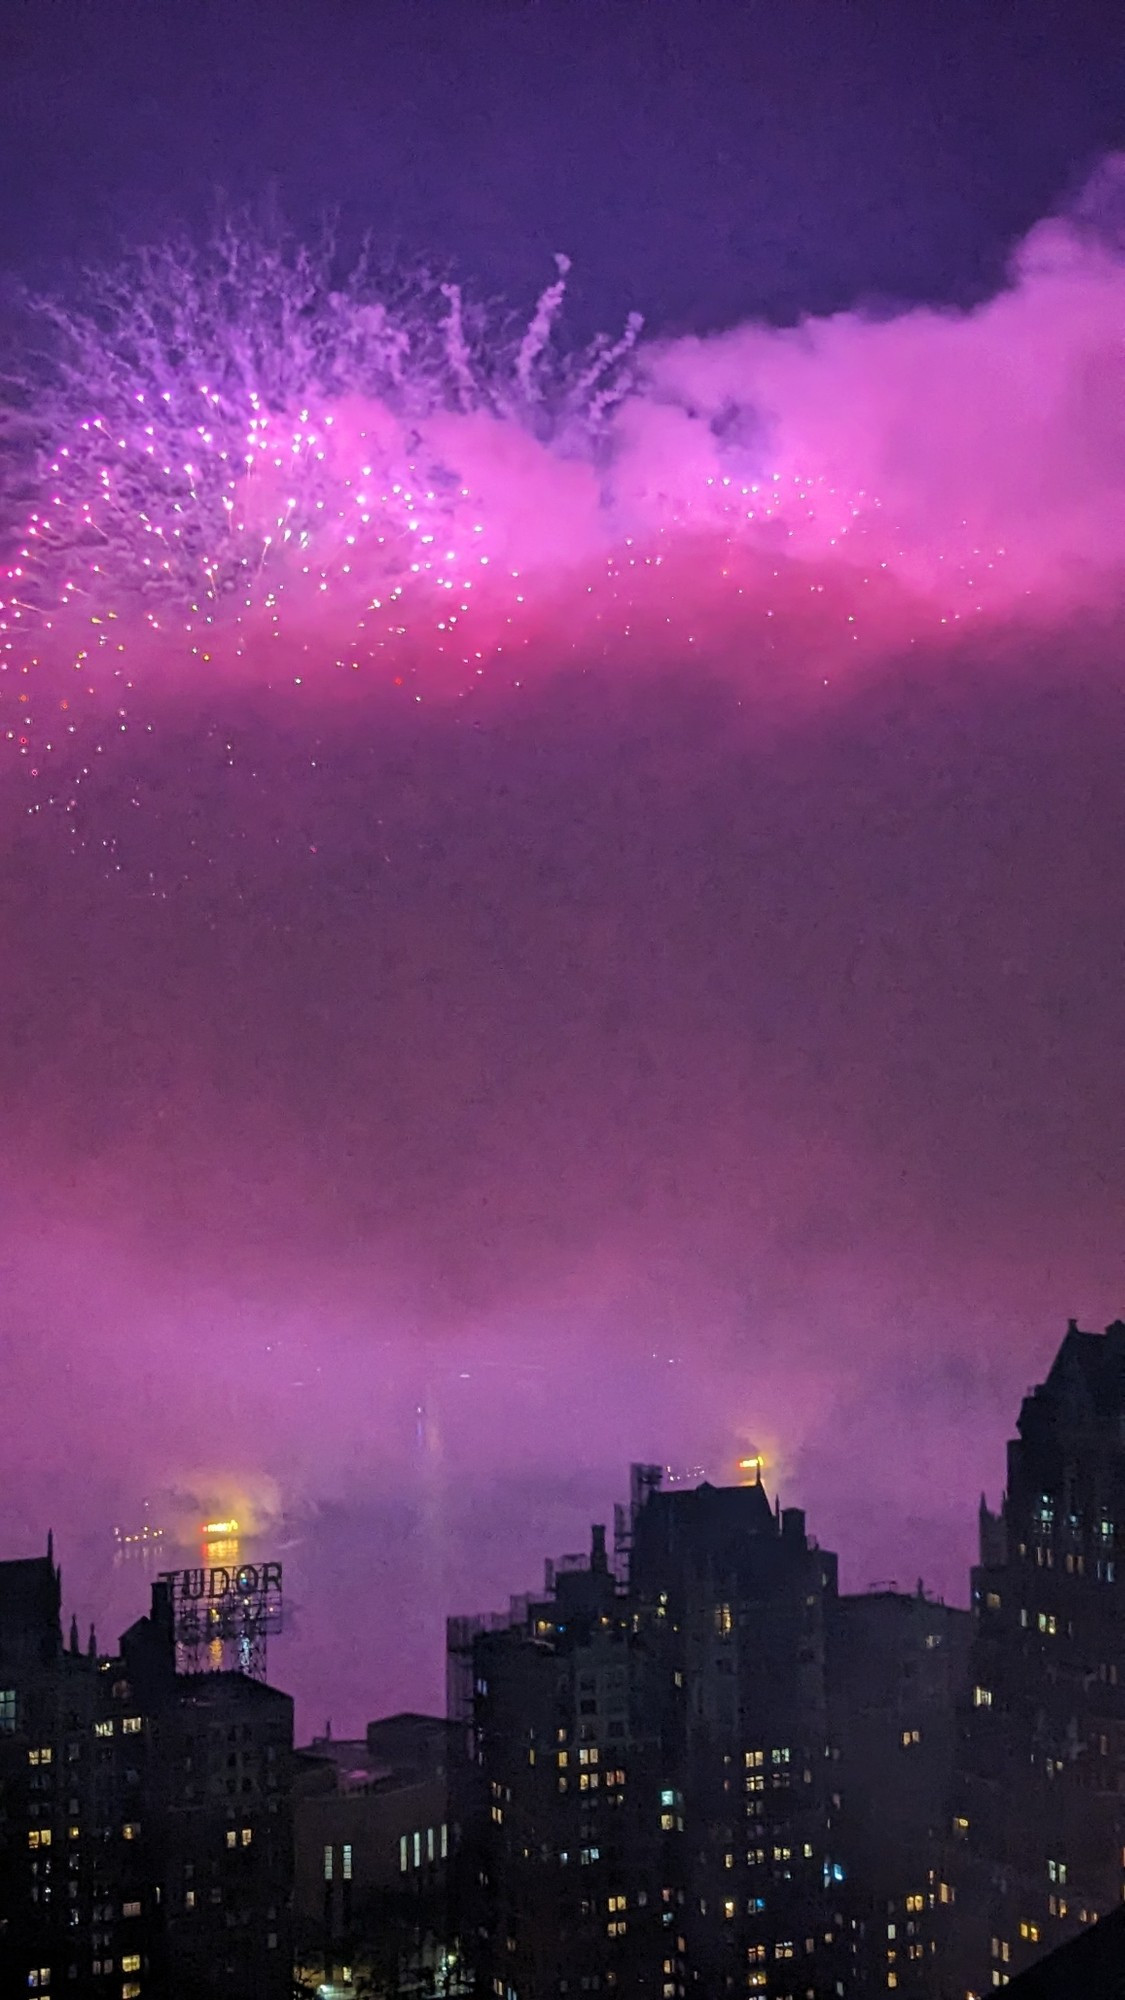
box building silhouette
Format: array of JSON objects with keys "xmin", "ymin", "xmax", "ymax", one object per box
[
  {"xmin": 829, "ymin": 1587, "xmax": 970, "ymax": 1995},
  {"xmin": 0, "ymin": 1545, "xmax": 293, "ymax": 2000},
  {"xmin": 463, "ymin": 1515, "xmax": 672, "ymax": 1996},
  {"xmin": 941, "ymin": 1318, "xmax": 1125, "ymax": 1996},
  {"xmin": 629, "ymin": 1473, "xmax": 849, "ymax": 1997},
  {"xmin": 453, "ymin": 1465, "xmax": 975, "ymax": 1999},
  {"xmin": 293, "ymin": 1711, "xmax": 464, "ymax": 1993}
]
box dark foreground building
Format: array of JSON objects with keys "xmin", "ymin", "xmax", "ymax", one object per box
[
  {"xmin": 630, "ymin": 1475, "xmax": 848, "ymax": 1999},
  {"xmin": 942, "ymin": 1319, "xmax": 1125, "ymax": 1997},
  {"xmin": 1003, "ymin": 1901, "xmax": 1125, "ymax": 1997},
  {"xmin": 830, "ymin": 1588, "xmax": 970, "ymax": 1996},
  {"xmin": 294, "ymin": 1710, "xmax": 464, "ymax": 1994},
  {"xmin": 0, "ymin": 1545, "xmax": 293, "ymax": 2000}
]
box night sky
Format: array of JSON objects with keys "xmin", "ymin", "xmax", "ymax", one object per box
[{"xmin": 2, "ymin": 0, "xmax": 1124, "ymax": 1734}]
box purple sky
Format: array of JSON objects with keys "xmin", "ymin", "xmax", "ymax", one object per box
[{"xmin": 1, "ymin": 0, "xmax": 1124, "ymax": 1735}]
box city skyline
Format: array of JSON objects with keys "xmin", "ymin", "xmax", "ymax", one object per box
[{"xmin": 6, "ymin": 1307, "xmax": 1125, "ymax": 1996}]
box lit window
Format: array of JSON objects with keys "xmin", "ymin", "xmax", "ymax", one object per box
[
  {"xmin": 123, "ymin": 1985, "xmax": 142, "ymax": 1999},
  {"xmin": 723, "ymin": 1898, "xmax": 735, "ymax": 1919},
  {"xmin": 399, "ymin": 1836, "xmax": 407, "ymax": 1874},
  {"xmin": 94, "ymin": 1721, "xmax": 114, "ymax": 1739},
  {"xmin": 0, "ymin": 1690, "xmax": 17, "ymax": 1732},
  {"xmin": 68, "ymin": 1825, "xmax": 80, "ymax": 1841},
  {"xmin": 185, "ymin": 1891, "xmax": 196, "ymax": 1911},
  {"xmin": 973, "ymin": 1687, "xmax": 993, "ymax": 1708},
  {"xmin": 342, "ymin": 1842, "xmax": 352, "ymax": 1880},
  {"xmin": 123, "ymin": 1902, "xmax": 140, "ymax": 1919},
  {"xmin": 427, "ymin": 1826, "xmax": 435, "ymax": 1862},
  {"xmin": 122, "ymin": 1958, "xmax": 141, "ymax": 1974},
  {"xmin": 122, "ymin": 1822, "xmax": 139, "ymax": 1841},
  {"xmin": 413, "ymin": 1831, "xmax": 421, "ymax": 1868},
  {"xmin": 324, "ymin": 1845, "xmax": 334, "ymax": 1881},
  {"xmin": 28, "ymin": 1829, "xmax": 52, "ymax": 1849},
  {"xmin": 122, "ymin": 1718, "xmax": 142, "ymax": 1735},
  {"xmin": 441, "ymin": 1823, "xmax": 449, "ymax": 1859},
  {"xmin": 226, "ymin": 1830, "xmax": 237, "ymax": 1850}
]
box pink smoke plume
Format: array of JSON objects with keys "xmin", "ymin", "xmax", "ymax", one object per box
[{"xmin": 2, "ymin": 162, "xmax": 1123, "ymax": 816}]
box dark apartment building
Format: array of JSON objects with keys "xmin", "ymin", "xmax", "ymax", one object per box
[
  {"xmin": 830, "ymin": 1587, "xmax": 970, "ymax": 1997},
  {"xmin": 629, "ymin": 1473, "xmax": 849, "ymax": 1999},
  {"xmin": 293, "ymin": 1710, "xmax": 463, "ymax": 1994},
  {"xmin": 463, "ymin": 1519, "xmax": 672, "ymax": 1999},
  {"xmin": 0, "ymin": 1545, "xmax": 294, "ymax": 2000},
  {"xmin": 455, "ymin": 1467, "xmax": 907, "ymax": 2000},
  {"xmin": 941, "ymin": 1318, "xmax": 1125, "ymax": 1997}
]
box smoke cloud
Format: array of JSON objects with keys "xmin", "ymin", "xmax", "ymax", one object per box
[{"xmin": 1, "ymin": 168, "xmax": 1123, "ymax": 1728}]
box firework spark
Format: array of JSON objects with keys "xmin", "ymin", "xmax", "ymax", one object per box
[{"xmin": 3, "ymin": 174, "xmax": 1124, "ymax": 824}]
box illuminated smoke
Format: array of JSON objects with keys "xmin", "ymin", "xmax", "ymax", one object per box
[{"xmin": 2, "ymin": 167, "xmax": 1124, "ymax": 817}]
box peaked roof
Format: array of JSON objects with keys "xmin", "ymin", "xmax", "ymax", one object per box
[{"xmin": 1020, "ymin": 1319, "xmax": 1125, "ymax": 1439}]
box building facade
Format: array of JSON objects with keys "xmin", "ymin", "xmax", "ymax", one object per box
[
  {"xmin": 630, "ymin": 1477, "xmax": 849, "ymax": 2000},
  {"xmin": 0, "ymin": 1548, "xmax": 293, "ymax": 2000},
  {"xmin": 293, "ymin": 1711, "xmax": 463, "ymax": 1994},
  {"xmin": 941, "ymin": 1319, "xmax": 1125, "ymax": 1996},
  {"xmin": 465, "ymin": 1521, "xmax": 672, "ymax": 1999},
  {"xmin": 458, "ymin": 1470, "xmax": 865, "ymax": 2000},
  {"xmin": 829, "ymin": 1588, "xmax": 970, "ymax": 1997}
]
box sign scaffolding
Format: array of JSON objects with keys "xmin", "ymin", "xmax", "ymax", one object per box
[{"xmin": 158, "ymin": 1561, "xmax": 283, "ymax": 1681}]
